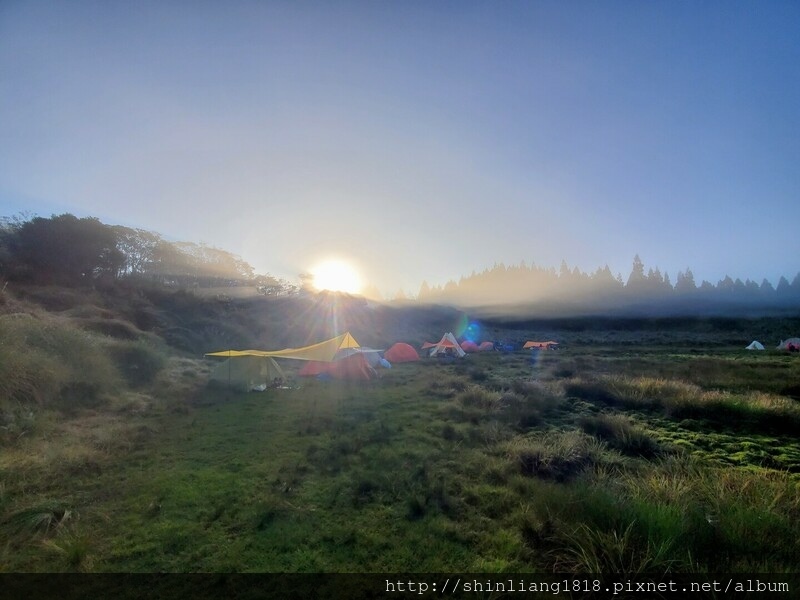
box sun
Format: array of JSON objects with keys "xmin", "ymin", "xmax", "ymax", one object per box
[{"xmin": 311, "ymin": 259, "xmax": 363, "ymax": 294}]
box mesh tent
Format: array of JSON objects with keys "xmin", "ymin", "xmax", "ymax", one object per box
[{"xmin": 209, "ymin": 355, "xmax": 286, "ymax": 391}]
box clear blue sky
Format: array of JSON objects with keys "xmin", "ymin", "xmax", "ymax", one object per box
[{"xmin": 1, "ymin": 1, "xmax": 799, "ymax": 296}]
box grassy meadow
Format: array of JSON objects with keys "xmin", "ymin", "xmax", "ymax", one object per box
[{"xmin": 2, "ymin": 297, "xmax": 800, "ymax": 575}]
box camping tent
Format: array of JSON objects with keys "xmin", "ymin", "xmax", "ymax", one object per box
[
  {"xmin": 209, "ymin": 355, "xmax": 286, "ymax": 391},
  {"xmin": 777, "ymin": 338, "xmax": 800, "ymax": 351},
  {"xmin": 335, "ymin": 346, "xmax": 383, "ymax": 366},
  {"xmin": 384, "ymin": 342, "xmax": 420, "ymax": 362},
  {"xmin": 207, "ymin": 332, "xmax": 376, "ymax": 381},
  {"xmin": 745, "ymin": 341, "xmax": 765, "ymax": 350},
  {"xmin": 523, "ymin": 341, "xmax": 559, "ymax": 350},
  {"xmin": 428, "ymin": 332, "xmax": 466, "ymax": 357},
  {"xmin": 461, "ymin": 340, "xmax": 480, "ymax": 353},
  {"xmin": 478, "ymin": 341, "xmax": 495, "ymax": 351},
  {"xmin": 258, "ymin": 332, "xmax": 361, "ymax": 361},
  {"xmin": 206, "ymin": 332, "xmax": 361, "ymax": 362},
  {"xmin": 298, "ymin": 353, "xmax": 375, "ymax": 380}
]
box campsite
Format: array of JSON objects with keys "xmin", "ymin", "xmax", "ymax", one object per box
[
  {"xmin": 2, "ymin": 278, "xmax": 800, "ymax": 574},
  {"xmin": 2, "ymin": 2, "xmax": 800, "ymax": 590}
]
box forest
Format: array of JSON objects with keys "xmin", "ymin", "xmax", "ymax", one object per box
[{"xmin": 3, "ymin": 213, "xmax": 799, "ymax": 318}]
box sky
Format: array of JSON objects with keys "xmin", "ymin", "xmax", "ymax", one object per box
[{"xmin": 1, "ymin": 1, "xmax": 799, "ymax": 297}]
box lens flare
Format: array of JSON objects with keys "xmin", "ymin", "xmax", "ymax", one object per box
[
  {"xmin": 454, "ymin": 315, "xmax": 482, "ymax": 342},
  {"xmin": 454, "ymin": 313, "xmax": 469, "ymax": 337},
  {"xmin": 311, "ymin": 259, "xmax": 362, "ymax": 294}
]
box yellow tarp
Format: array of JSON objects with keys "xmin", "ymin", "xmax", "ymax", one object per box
[{"xmin": 206, "ymin": 332, "xmax": 361, "ymax": 362}]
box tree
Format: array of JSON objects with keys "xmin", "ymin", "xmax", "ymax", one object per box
[
  {"xmin": 776, "ymin": 276, "xmax": 791, "ymax": 297},
  {"xmin": 298, "ymin": 272, "xmax": 315, "ymax": 293},
  {"xmin": 717, "ymin": 275, "xmax": 735, "ymax": 294},
  {"xmin": 791, "ymin": 273, "xmax": 800, "ymax": 295},
  {"xmin": 626, "ymin": 254, "xmax": 646, "ymax": 289},
  {"xmin": 675, "ymin": 268, "xmax": 696, "ymax": 294},
  {"xmin": 418, "ymin": 280, "xmax": 432, "ymax": 300},
  {"xmin": 7, "ymin": 214, "xmax": 124, "ymax": 286},
  {"xmin": 255, "ymin": 274, "xmax": 290, "ymax": 296},
  {"xmin": 760, "ymin": 278, "xmax": 775, "ymax": 296},
  {"xmin": 113, "ymin": 225, "xmax": 161, "ymax": 277}
]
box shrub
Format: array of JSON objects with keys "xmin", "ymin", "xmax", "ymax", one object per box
[{"xmin": 107, "ymin": 339, "xmax": 167, "ymax": 387}]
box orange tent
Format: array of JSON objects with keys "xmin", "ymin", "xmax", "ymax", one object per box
[
  {"xmin": 461, "ymin": 340, "xmax": 479, "ymax": 353},
  {"xmin": 384, "ymin": 343, "xmax": 420, "ymax": 362},
  {"xmin": 478, "ymin": 341, "xmax": 495, "ymax": 351},
  {"xmin": 523, "ymin": 341, "xmax": 559, "ymax": 349}
]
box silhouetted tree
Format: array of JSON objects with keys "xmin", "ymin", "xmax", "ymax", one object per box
[
  {"xmin": 626, "ymin": 254, "xmax": 646, "ymax": 289},
  {"xmin": 298, "ymin": 272, "xmax": 314, "ymax": 293},
  {"xmin": 418, "ymin": 280, "xmax": 431, "ymax": 301},
  {"xmin": 776, "ymin": 276, "xmax": 791, "ymax": 297},
  {"xmin": 113, "ymin": 225, "xmax": 161, "ymax": 277},
  {"xmin": 791, "ymin": 273, "xmax": 800, "ymax": 295},
  {"xmin": 5, "ymin": 214, "xmax": 123, "ymax": 286},
  {"xmin": 675, "ymin": 268, "xmax": 696, "ymax": 294}
]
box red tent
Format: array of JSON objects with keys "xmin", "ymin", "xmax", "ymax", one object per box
[
  {"xmin": 461, "ymin": 340, "xmax": 479, "ymax": 353},
  {"xmin": 478, "ymin": 341, "xmax": 495, "ymax": 351},
  {"xmin": 298, "ymin": 353, "xmax": 375, "ymax": 380},
  {"xmin": 384, "ymin": 342, "xmax": 420, "ymax": 362}
]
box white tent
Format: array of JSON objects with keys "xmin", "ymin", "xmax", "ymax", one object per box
[
  {"xmin": 429, "ymin": 332, "xmax": 466, "ymax": 357},
  {"xmin": 745, "ymin": 341, "xmax": 765, "ymax": 350},
  {"xmin": 777, "ymin": 338, "xmax": 800, "ymax": 350}
]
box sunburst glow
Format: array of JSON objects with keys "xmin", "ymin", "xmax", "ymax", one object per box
[{"xmin": 311, "ymin": 259, "xmax": 363, "ymax": 294}]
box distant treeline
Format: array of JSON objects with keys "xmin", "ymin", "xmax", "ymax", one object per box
[
  {"xmin": 3, "ymin": 214, "xmax": 798, "ymax": 316},
  {"xmin": 418, "ymin": 255, "xmax": 800, "ymax": 315},
  {"xmin": 0, "ymin": 213, "xmax": 295, "ymax": 294}
]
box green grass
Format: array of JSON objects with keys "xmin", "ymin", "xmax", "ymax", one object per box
[{"xmin": 2, "ymin": 325, "xmax": 800, "ymax": 573}]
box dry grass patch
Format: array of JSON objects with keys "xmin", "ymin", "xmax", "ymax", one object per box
[{"xmin": 566, "ymin": 375, "xmax": 800, "ymax": 434}]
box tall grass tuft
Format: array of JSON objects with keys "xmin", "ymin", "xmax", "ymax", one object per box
[
  {"xmin": 0, "ymin": 315, "xmax": 120, "ymax": 419},
  {"xmin": 578, "ymin": 413, "xmax": 663, "ymax": 458},
  {"xmin": 503, "ymin": 380, "xmax": 563, "ymax": 429},
  {"xmin": 2, "ymin": 501, "xmax": 74, "ymax": 538},
  {"xmin": 506, "ymin": 431, "xmax": 603, "ymax": 481},
  {"xmin": 42, "ymin": 533, "xmax": 92, "ymax": 570},
  {"xmin": 457, "ymin": 386, "xmax": 502, "ymax": 411},
  {"xmin": 556, "ymin": 522, "xmax": 680, "ymax": 573}
]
